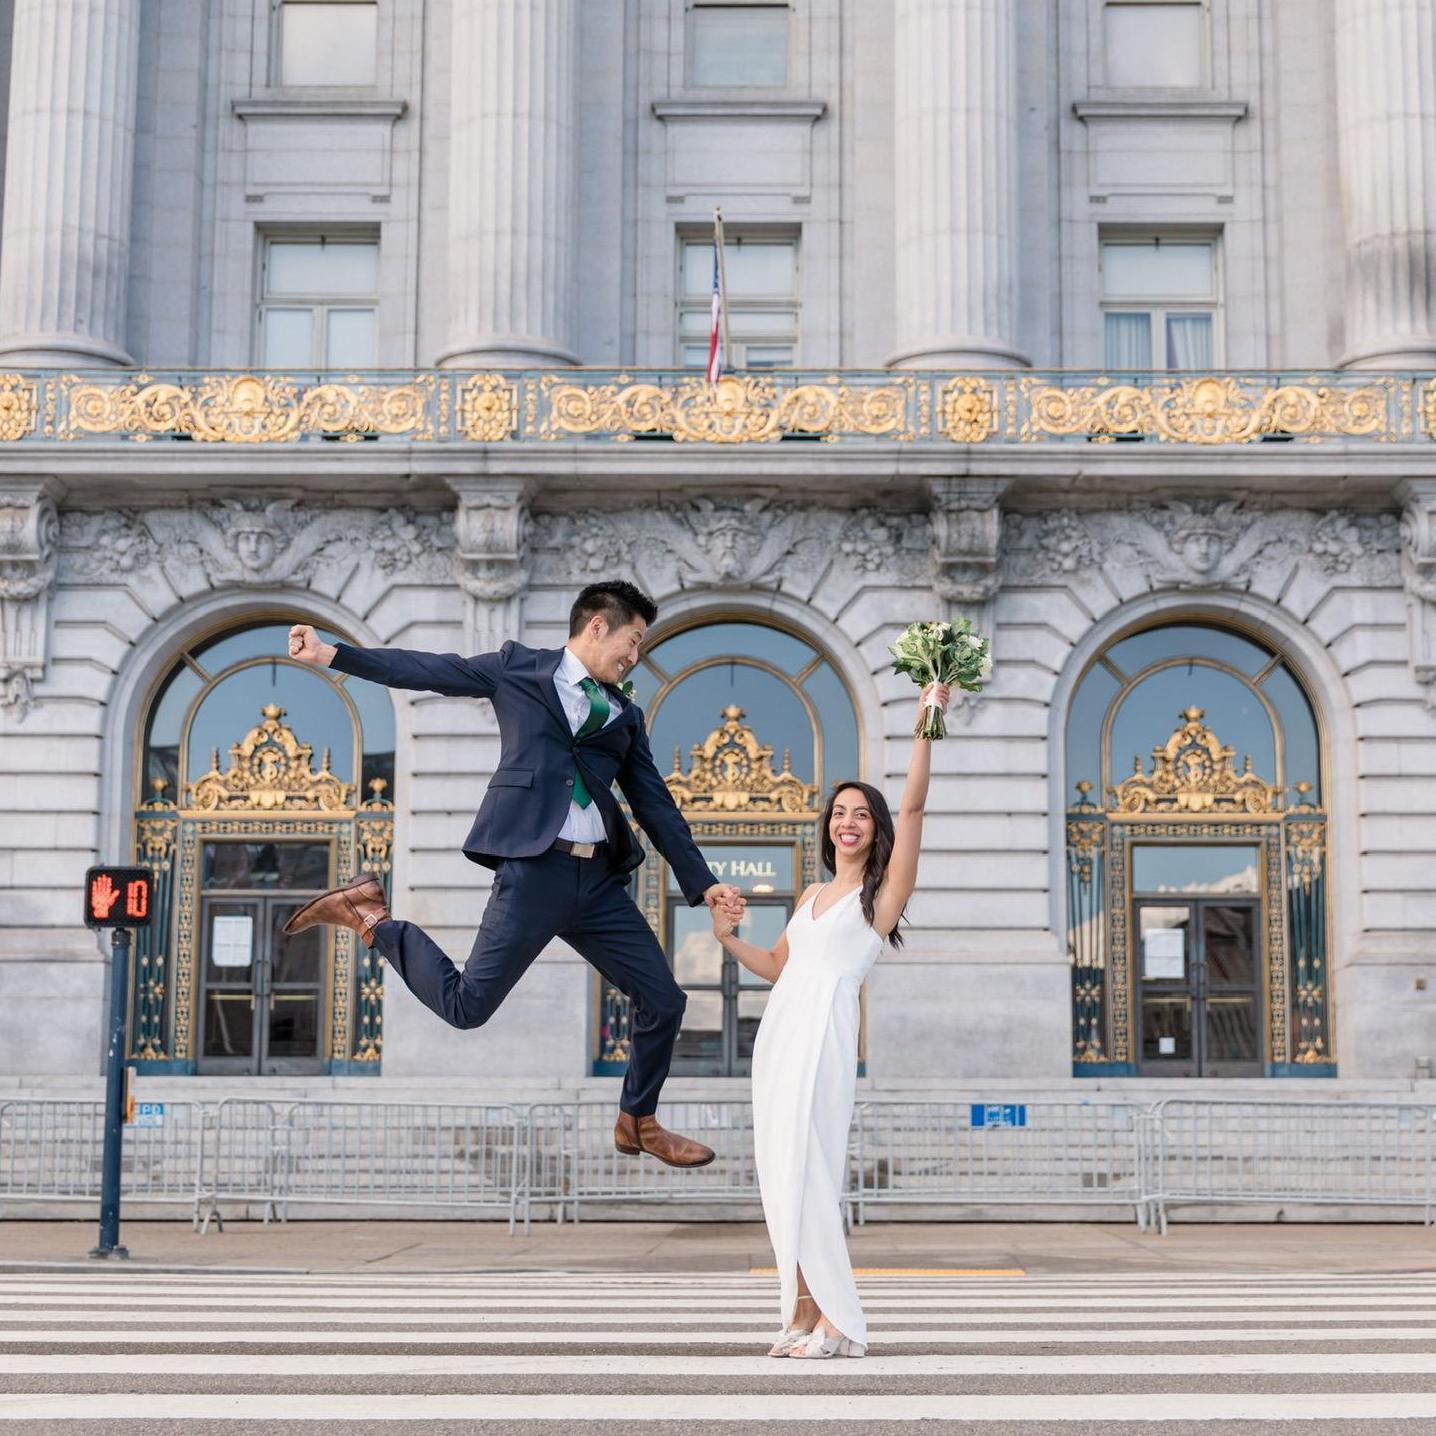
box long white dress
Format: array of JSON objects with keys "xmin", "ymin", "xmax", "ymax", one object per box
[{"xmin": 751, "ymin": 884, "xmax": 881, "ymax": 1346}]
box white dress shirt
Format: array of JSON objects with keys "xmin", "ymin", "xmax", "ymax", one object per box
[{"xmin": 555, "ymin": 645, "xmax": 622, "ymax": 843}]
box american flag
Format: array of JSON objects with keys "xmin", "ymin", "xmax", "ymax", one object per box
[{"xmin": 706, "ymin": 210, "xmax": 726, "ymax": 384}]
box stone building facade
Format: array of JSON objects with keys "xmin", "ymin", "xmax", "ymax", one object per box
[{"xmin": 3, "ymin": 0, "xmax": 1436, "ymax": 1098}]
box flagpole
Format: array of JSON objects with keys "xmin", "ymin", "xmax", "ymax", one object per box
[{"xmin": 714, "ymin": 206, "xmax": 732, "ymax": 375}]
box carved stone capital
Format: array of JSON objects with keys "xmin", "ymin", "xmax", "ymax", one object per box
[
  {"xmin": 1398, "ymin": 479, "xmax": 1436, "ymax": 706},
  {"xmin": 928, "ymin": 478, "xmax": 1009, "ymax": 607},
  {"xmin": 0, "ymin": 482, "xmax": 59, "ymax": 720},
  {"xmin": 447, "ymin": 478, "xmax": 532, "ymax": 653}
]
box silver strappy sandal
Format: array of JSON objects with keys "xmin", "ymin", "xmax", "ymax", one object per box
[
  {"xmin": 792, "ymin": 1329, "xmax": 867, "ymax": 1359},
  {"xmin": 767, "ymin": 1325, "xmax": 814, "ymax": 1357}
]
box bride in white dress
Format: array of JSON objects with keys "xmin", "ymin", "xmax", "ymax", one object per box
[{"xmin": 711, "ymin": 681, "xmax": 950, "ymax": 1359}]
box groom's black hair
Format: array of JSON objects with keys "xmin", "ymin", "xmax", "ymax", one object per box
[{"xmin": 569, "ymin": 580, "xmax": 659, "ymax": 636}]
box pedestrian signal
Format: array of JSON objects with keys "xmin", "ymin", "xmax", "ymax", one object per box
[{"xmin": 84, "ymin": 867, "xmax": 155, "ymax": 929}]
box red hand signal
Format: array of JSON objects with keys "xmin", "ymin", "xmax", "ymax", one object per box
[{"xmin": 89, "ymin": 873, "xmax": 120, "ymax": 919}]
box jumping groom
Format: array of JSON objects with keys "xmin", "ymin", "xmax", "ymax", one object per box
[{"xmin": 283, "ymin": 581, "xmax": 745, "ymax": 1167}]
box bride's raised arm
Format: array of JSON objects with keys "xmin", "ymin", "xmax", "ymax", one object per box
[{"xmin": 872, "ymin": 682, "xmax": 949, "ymax": 941}]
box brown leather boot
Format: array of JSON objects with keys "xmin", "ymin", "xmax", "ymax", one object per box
[
  {"xmin": 614, "ymin": 1110, "xmax": 715, "ymax": 1168},
  {"xmin": 282, "ymin": 874, "xmax": 390, "ymax": 948}
]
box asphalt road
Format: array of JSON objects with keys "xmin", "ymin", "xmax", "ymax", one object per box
[{"xmin": 2, "ymin": 1230, "xmax": 1436, "ymax": 1434}]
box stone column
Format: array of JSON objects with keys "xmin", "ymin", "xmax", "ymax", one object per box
[
  {"xmin": 438, "ymin": 0, "xmax": 579, "ymax": 368},
  {"xmin": 0, "ymin": 0, "xmax": 140, "ymax": 366},
  {"xmin": 889, "ymin": 0, "xmax": 1026, "ymax": 370},
  {"xmin": 1336, "ymin": 0, "xmax": 1436, "ymax": 368}
]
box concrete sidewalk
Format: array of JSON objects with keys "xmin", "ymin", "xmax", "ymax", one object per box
[{"xmin": 3, "ymin": 1219, "xmax": 1434, "ymax": 1275}]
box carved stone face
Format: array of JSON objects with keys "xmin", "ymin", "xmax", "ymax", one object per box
[
  {"xmin": 234, "ymin": 527, "xmax": 276, "ymax": 572},
  {"xmin": 1178, "ymin": 530, "xmax": 1222, "ymax": 575}
]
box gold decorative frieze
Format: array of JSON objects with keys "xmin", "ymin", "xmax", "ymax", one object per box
[
  {"xmin": 938, "ymin": 377, "xmax": 1000, "ymax": 443},
  {"xmin": 60, "ymin": 372, "xmax": 437, "ymax": 443},
  {"xmin": 1110, "ymin": 707, "xmax": 1283, "ymax": 815},
  {"xmin": 459, "ymin": 374, "xmax": 518, "ymax": 441},
  {"xmin": 663, "ymin": 704, "xmax": 819, "ymax": 813},
  {"xmin": 537, "ymin": 372, "xmax": 918, "ymax": 443},
  {"xmin": 0, "ymin": 373, "xmax": 38, "ymax": 441},
  {"xmin": 187, "ymin": 703, "xmax": 353, "ymax": 813},
  {"xmin": 1020, "ymin": 374, "xmax": 1395, "ymax": 445}
]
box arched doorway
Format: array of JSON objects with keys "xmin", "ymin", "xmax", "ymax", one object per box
[
  {"xmin": 130, "ymin": 620, "xmax": 395, "ymax": 1075},
  {"xmin": 594, "ymin": 617, "xmax": 862, "ymax": 1077},
  {"xmin": 1065, "ymin": 619, "xmax": 1331, "ymax": 1077}
]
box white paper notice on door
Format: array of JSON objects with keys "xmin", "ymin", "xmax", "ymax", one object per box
[
  {"xmin": 1143, "ymin": 927, "xmax": 1185, "ymax": 980},
  {"xmin": 210, "ymin": 913, "xmax": 254, "ymax": 969}
]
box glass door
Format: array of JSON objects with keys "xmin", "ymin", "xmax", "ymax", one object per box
[
  {"xmin": 668, "ymin": 841, "xmax": 799, "ymax": 1077},
  {"xmin": 197, "ymin": 841, "xmax": 331, "ymax": 1075}
]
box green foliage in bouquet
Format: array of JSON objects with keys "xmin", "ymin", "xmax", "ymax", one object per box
[{"xmin": 889, "ymin": 618, "xmax": 993, "ymax": 739}]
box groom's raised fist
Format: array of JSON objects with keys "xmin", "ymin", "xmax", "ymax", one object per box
[{"xmin": 288, "ymin": 623, "xmax": 337, "ymax": 668}]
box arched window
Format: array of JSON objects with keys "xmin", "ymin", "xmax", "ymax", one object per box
[
  {"xmin": 132, "ymin": 621, "xmax": 394, "ymax": 1076},
  {"xmin": 596, "ymin": 617, "xmax": 861, "ymax": 1078},
  {"xmin": 1065, "ymin": 619, "xmax": 1330, "ymax": 1081}
]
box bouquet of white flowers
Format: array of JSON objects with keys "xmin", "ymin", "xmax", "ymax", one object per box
[{"xmin": 889, "ymin": 618, "xmax": 992, "ymax": 740}]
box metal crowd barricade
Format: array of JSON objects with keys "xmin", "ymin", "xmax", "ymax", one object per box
[
  {"xmin": 533, "ymin": 1100, "xmax": 763, "ymax": 1224},
  {"xmin": 1149, "ymin": 1098, "xmax": 1436, "ymax": 1232},
  {"xmin": 194, "ymin": 1099, "xmax": 287, "ymax": 1233},
  {"xmin": 275, "ymin": 1100, "xmax": 525, "ymax": 1232},
  {"xmin": 849, "ymin": 1100, "xmax": 1150, "ymax": 1226},
  {"xmin": 0, "ymin": 1098, "xmax": 205, "ymax": 1216}
]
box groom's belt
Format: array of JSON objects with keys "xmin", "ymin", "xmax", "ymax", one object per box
[{"xmin": 551, "ymin": 837, "xmax": 608, "ymax": 860}]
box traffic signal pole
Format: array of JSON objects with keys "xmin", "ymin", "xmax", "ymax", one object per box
[{"xmin": 89, "ymin": 926, "xmax": 132, "ymax": 1260}]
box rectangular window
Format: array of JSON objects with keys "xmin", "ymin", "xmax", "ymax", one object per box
[
  {"xmin": 258, "ymin": 236, "xmax": 379, "ymax": 369},
  {"xmin": 1103, "ymin": 1, "xmax": 1206, "ymax": 89},
  {"xmin": 688, "ymin": 3, "xmax": 789, "ymax": 87},
  {"xmin": 279, "ymin": 0, "xmax": 378, "ymax": 88},
  {"xmin": 1100, "ymin": 236, "xmax": 1218, "ymax": 371},
  {"xmin": 678, "ymin": 234, "xmax": 798, "ymax": 370}
]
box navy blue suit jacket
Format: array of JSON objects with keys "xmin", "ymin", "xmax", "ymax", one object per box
[{"xmin": 330, "ymin": 640, "xmax": 717, "ymax": 906}]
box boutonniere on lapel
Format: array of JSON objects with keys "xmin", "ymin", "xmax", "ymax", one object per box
[{"xmin": 619, "ymin": 679, "xmax": 636, "ymax": 702}]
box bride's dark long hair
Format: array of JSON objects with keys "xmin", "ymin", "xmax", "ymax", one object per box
[{"xmin": 819, "ymin": 780, "xmax": 904, "ymax": 948}]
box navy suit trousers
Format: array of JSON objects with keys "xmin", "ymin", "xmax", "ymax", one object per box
[{"xmin": 371, "ymin": 847, "xmax": 686, "ymax": 1117}]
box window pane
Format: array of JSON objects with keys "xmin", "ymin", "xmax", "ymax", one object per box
[
  {"xmin": 1065, "ymin": 662, "xmax": 1121, "ymax": 795},
  {"xmin": 1104, "ymin": 311, "xmax": 1152, "ymax": 370},
  {"xmin": 1263, "ymin": 663, "xmax": 1321, "ymax": 801},
  {"xmin": 802, "ymin": 662, "xmax": 859, "ymax": 793},
  {"xmin": 1132, "ymin": 845, "xmax": 1260, "ymax": 896},
  {"xmin": 682, "ymin": 240, "xmax": 796, "ymax": 298},
  {"xmin": 728, "ymin": 308, "xmax": 798, "ymax": 336},
  {"xmin": 188, "ymin": 662, "xmax": 356, "ymax": 786},
  {"xmin": 1166, "ymin": 313, "xmax": 1213, "ymax": 368},
  {"xmin": 743, "ymin": 344, "xmax": 794, "ymax": 369},
  {"xmin": 689, "ymin": 5, "xmax": 788, "ymax": 87},
  {"xmin": 262, "ymin": 307, "xmax": 314, "ymax": 367},
  {"xmin": 1109, "ymin": 664, "xmax": 1276, "ymax": 791},
  {"xmin": 1107, "ymin": 623, "xmax": 1270, "ymax": 679},
  {"xmin": 325, "ymin": 307, "xmax": 377, "ymax": 368},
  {"xmin": 1103, "ymin": 241, "xmax": 1213, "ymax": 299},
  {"xmin": 650, "ymin": 663, "xmax": 816, "ymax": 785},
  {"xmin": 648, "ymin": 621, "xmax": 815, "ymax": 675},
  {"xmin": 1104, "ymin": 2, "xmax": 1204, "ymax": 88},
  {"xmin": 680, "ymin": 343, "xmax": 710, "ymax": 367},
  {"xmin": 280, "ymin": 1, "xmax": 378, "ymax": 87},
  {"xmin": 268, "ymin": 241, "xmax": 378, "ymax": 298}
]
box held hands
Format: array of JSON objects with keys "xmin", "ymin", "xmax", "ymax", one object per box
[
  {"xmin": 703, "ymin": 882, "xmax": 745, "ymax": 939},
  {"xmin": 288, "ymin": 623, "xmax": 337, "ymax": 668}
]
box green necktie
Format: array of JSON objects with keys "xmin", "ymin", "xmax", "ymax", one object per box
[{"xmin": 572, "ymin": 676, "xmax": 611, "ymax": 809}]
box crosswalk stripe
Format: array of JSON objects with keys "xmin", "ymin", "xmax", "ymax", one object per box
[
  {"xmin": 10, "ymin": 1324, "xmax": 1436, "ymax": 1344},
  {"xmin": 4, "ymin": 1352, "xmax": 1436, "ymax": 1376},
  {"xmin": 4, "ymin": 1392, "xmax": 1436, "ymax": 1420},
  {"xmin": 5, "ymin": 1306, "xmax": 1435, "ymax": 1326}
]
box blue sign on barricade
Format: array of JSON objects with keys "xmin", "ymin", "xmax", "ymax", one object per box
[
  {"xmin": 133, "ymin": 1102, "xmax": 165, "ymax": 1128},
  {"xmin": 971, "ymin": 1103, "xmax": 1027, "ymax": 1129}
]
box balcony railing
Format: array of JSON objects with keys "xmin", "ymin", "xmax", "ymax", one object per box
[{"xmin": 0, "ymin": 367, "xmax": 1425, "ymax": 446}]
